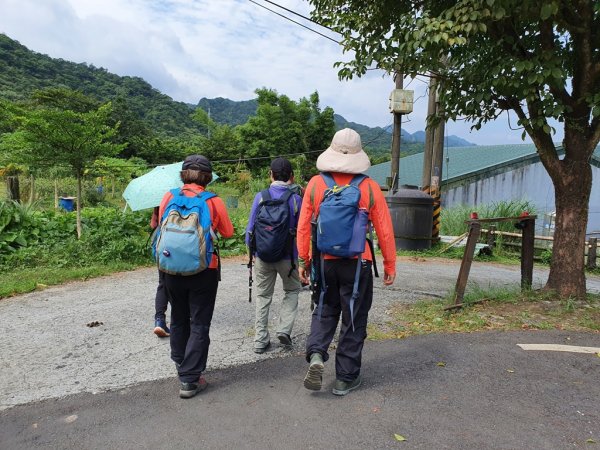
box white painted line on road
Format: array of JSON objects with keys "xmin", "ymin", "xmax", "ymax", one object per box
[{"xmin": 517, "ymin": 344, "xmax": 600, "ymax": 354}]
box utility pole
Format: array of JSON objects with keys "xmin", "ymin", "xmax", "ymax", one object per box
[
  {"xmin": 389, "ymin": 71, "xmax": 403, "ymax": 193},
  {"xmin": 421, "ymin": 76, "xmax": 437, "ymax": 193},
  {"xmin": 430, "ymin": 79, "xmax": 446, "ymax": 243}
]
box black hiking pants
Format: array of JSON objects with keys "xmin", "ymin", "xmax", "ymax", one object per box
[
  {"xmin": 306, "ymin": 259, "xmax": 373, "ymax": 382},
  {"xmin": 164, "ymin": 269, "xmax": 219, "ymax": 383},
  {"xmin": 154, "ymin": 270, "xmax": 168, "ymax": 322}
]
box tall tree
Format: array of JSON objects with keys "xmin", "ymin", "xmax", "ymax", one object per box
[
  {"xmin": 309, "ymin": 0, "xmax": 600, "ymax": 297},
  {"xmin": 238, "ymin": 88, "xmax": 335, "ymax": 176},
  {"xmin": 6, "ymin": 89, "xmax": 123, "ymax": 237}
]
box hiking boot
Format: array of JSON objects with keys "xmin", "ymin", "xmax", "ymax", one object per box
[
  {"xmin": 254, "ymin": 342, "xmax": 271, "ymax": 354},
  {"xmin": 277, "ymin": 333, "xmax": 292, "ymax": 347},
  {"xmin": 332, "ymin": 375, "xmax": 362, "ymax": 396},
  {"xmin": 179, "ymin": 376, "xmax": 208, "ymax": 399},
  {"xmin": 303, "ymin": 353, "xmax": 324, "ymax": 391},
  {"xmin": 153, "ymin": 319, "xmax": 170, "ymax": 337}
]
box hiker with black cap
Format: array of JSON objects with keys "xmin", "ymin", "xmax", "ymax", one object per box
[
  {"xmin": 246, "ymin": 157, "xmax": 303, "ymax": 354},
  {"xmin": 156, "ymin": 154, "xmax": 234, "ymax": 399},
  {"xmin": 296, "ymin": 128, "xmax": 397, "ymax": 396}
]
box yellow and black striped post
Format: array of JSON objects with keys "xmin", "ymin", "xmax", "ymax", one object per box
[
  {"xmin": 422, "ymin": 184, "xmax": 441, "ymax": 244},
  {"xmin": 431, "ymin": 192, "xmax": 441, "ymax": 244}
]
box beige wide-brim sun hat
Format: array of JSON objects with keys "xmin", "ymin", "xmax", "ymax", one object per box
[{"xmin": 316, "ymin": 128, "xmax": 371, "ymax": 174}]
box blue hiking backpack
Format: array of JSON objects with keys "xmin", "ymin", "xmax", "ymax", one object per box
[
  {"xmin": 153, "ymin": 188, "xmax": 217, "ymax": 276},
  {"xmin": 251, "ymin": 189, "xmax": 296, "ymax": 266},
  {"xmin": 314, "ymin": 173, "xmax": 377, "ymax": 328}
]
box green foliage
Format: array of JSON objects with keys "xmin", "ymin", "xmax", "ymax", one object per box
[
  {"xmin": 196, "ymin": 97, "xmax": 258, "ymax": 127},
  {"xmin": 440, "ymin": 200, "xmax": 537, "ymax": 236},
  {"xmin": 237, "ymin": 88, "xmax": 335, "ymax": 172},
  {"xmin": 0, "ymin": 201, "xmax": 42, "ymax": 252},
  {"xmin": 0, "ymin": 34, "xmax": 204, "ymax": 140},
  {"xmin": 0, "ymin": 204, "xmax": 152, "ymax": 270}
]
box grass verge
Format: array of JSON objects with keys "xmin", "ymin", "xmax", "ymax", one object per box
[
  {"xmin": 368, "ymin": 289, "xmax": 600, "ymax": 339},
  {"xmin": 0, "ymin": 262, "xmax": 149, "ymax": 298}
]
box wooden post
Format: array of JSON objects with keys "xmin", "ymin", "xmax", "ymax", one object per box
[
  {"xmin": 487, "ymin": 225, "xmax": 496, "ymax": 248},
  {"xmin": 451, "ymin": 221, "xmax": 481, "ymax": 307},
  {"xmin": 520, "ymin": 218, "xmax": 535, "ymax": 290},
  {"xmin": 587, "ymin": 237, "xmax": 597, "ymax": 269}
]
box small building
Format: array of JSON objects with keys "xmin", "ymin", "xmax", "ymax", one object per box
[{"xmin": 365, "ymin": 144, "xmax": 600, "ymax": 236}]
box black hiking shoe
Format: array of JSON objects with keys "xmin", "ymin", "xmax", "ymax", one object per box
[
  {"xmin": 277, "ymin": 333, "xmax": 292, "ymax": 347},
  {"xmin": 153, "ymin": 319, "xmax": 170, "ymax": 338},
  {"xmin": 332, "ymin": 375, "xmax": 362, "ymax": 396},
  {"xmin": 253, "ymin": 342, "xmax": 271, "ymax": 354},
  {"xmin": 179, "ymin": 376, "xmax": 208, "ymax": 399},
  {"xmin": 303, "ymin": 353, "xmax": 324, "ymax": 391}
]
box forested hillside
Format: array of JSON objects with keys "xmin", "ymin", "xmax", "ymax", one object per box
[
  {"xmin": 0, "ymin": 34, "xmax": 202, "ymax": 138},
  {"xmin": 0, "ymin": 33, "xmax": 473, "ymax": 167}
]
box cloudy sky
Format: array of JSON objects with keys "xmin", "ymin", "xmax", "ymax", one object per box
[{"xmin": 0, "ymin": 0, "xmax": 537, "ymax": 145}]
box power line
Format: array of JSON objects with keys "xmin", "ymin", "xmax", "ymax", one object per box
[
  {"xmin": 261, "ymin": 0, "xmax": 334, "ymax": 32},
  {"xmin": 247, "ymin": 0, "xmax": 339, "ymax": 44}
]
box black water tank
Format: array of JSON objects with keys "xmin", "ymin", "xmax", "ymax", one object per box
[{"xmin": 386, "ymin": 185, "xmax": 434, "ymax": 250}]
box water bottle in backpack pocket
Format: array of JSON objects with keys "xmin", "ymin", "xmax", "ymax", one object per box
[{"xmin": 153, "ymin": 189, "xmax": 217, "ymax": 276}]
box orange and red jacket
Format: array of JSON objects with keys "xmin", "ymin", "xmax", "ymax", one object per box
[
  {"xmin": 296, "ymin": 173, "xmax": 397, "ymax": 276},
  {"xmin": 158, "ymin": 184, "xmax": 234, "ymax": 270}
]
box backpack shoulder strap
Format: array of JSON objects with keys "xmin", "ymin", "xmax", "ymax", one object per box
[
  {"xmin": 279, "ymin": 188, "xmax": 293, "ymax": 203},
  {"xmin": 198, "ymin": 191, "xmax": 216, "ymax": 201},
  {"xmin": 349, "ymin": 174, "xmax": 367, "ymax": 187},
  {"xmin": 320, "ymin": 172, "xmax": 335, "ymax": 188},
  {"xmin": 260, "ymin": 189, "xmax": 271, "ymax": 203}
]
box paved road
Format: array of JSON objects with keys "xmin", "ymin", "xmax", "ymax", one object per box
[
  {"xmin": 2, "ymin": 256, "xmax": 600, "ymax": 412},
  {"xmin": 1, "ymin": 331, "xmax": 599, "ymax": 449}
]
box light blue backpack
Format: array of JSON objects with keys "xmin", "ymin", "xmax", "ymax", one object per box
[{"xmin": 153, "ymin": 189, "xmax": 217, "ymax": 276}]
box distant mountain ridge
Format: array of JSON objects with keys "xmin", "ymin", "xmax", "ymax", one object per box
[
  {"xmin": 0, "ymin": 33, "xmax": 475, "ymax": 157},
  {"xmin": 196, "ymin": 99, "xmax": 476, "ymax": 156}
]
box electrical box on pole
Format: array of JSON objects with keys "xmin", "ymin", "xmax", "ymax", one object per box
[{"xmin": 389, "ymin": 89, "xmax": 414, "ymax": 114}]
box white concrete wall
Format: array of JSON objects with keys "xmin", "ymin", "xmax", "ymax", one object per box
[{"xmin": 442, "ymin": 162, "xmax": 600, "ymax": 236}]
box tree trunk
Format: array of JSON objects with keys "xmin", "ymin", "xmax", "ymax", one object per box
[
  {"xmin": 545, "ymin": 158, "xmax": 592, "ymax": 298},
  {"xmin": 54, "ymin": 180, "xmax": 58, "ymax": 209},
  {"xmin": 76, "ymin": 173, "xmax": 82, "ymax": 239},
  {"xmin": 6, "ymin": 176, "xmax": 20, "ymax": 202}
]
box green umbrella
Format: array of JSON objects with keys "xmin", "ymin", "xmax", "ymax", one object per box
[{"xmin": 122, "ymin": 162, "xmax": 219, "ymax": 211}]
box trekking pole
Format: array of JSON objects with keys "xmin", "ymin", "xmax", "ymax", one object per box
[
  {"xmin": 247, "ymin": 237, "xmax": 253, "ymax": 303},
  {"xmin": 310, "ymin": 219, "xmax": 320, "ymax": 311}
]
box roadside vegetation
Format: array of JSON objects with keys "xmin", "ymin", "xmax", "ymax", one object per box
[{"xmin": 368, "ymin": 288, "xmax": 600, "ymax": 340}]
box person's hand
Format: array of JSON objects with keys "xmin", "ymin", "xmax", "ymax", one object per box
[
  {"xmin": 299, "ymin": 267, "xmax": 309, "ymax": 284},
  {"xmin": 383, "ymin": 271, "xmax": 395, "ymax": 286}
]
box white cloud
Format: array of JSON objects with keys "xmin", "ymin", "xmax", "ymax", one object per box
[{"xmin": 0, "ymin": 0, "xmax": 542, "ymax": 145}]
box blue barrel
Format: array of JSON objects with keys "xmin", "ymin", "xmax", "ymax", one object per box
[{"xmin": 59, "ymin": 197, "xmax": 76, "ymax": 212}]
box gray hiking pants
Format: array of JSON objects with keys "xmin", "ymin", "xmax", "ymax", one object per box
[{"xmin": 253, "ymin": 257, "xmax": 302, "ymax": 349}]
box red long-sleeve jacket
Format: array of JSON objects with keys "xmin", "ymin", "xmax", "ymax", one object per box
[{"xmin": 296, "ymin": 173, "xmax": 396, "ymax": 276}]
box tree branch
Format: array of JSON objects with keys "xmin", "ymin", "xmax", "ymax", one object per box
[{"xmin": 539, "ymin": 20, "xmax": 573, "ymax": 109}]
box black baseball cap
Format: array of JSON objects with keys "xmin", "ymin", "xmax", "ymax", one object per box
[
  {"xmin": 270, "ymin": 157, "xmax": 293, "ymax": 175},
  {"xmin": 182, "ymin": 154, "xmax": 212, "ymax": 172}
]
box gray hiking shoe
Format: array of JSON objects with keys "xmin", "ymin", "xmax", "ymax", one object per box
[
  {"xmin": 303, "ymin": 353, "xmax": 324, "ymax": 391},
  {"xmin": 332, "ymin": 375, "xmax": 362, "ymax": 396}
]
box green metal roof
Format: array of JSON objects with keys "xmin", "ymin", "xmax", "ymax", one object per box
[{"xmin": 366, "ymin": 144, "xmax": 600, "ymax": 188}]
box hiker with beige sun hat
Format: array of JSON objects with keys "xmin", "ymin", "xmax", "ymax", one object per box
[{"xmin": 296, "ymin": 128, "xmax": 397, "ymax": 396}]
